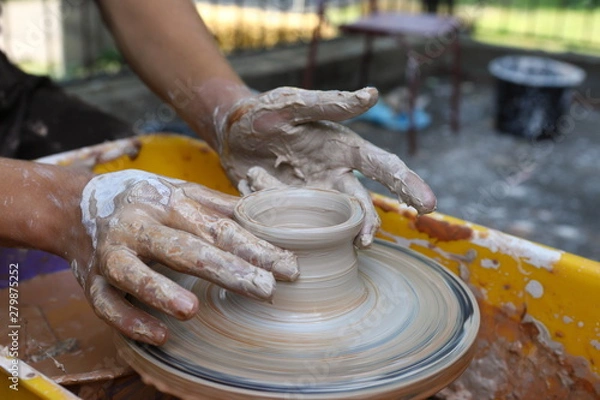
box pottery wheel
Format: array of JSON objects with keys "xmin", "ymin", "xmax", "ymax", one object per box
[{"xmin": 115, "ymin": 189, "xmax": 480, "ymax": 399}]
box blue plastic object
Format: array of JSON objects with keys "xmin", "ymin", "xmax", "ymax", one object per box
[{"xmin": 352, "ymin": 99, "xmax": 431, "ymax": 132}]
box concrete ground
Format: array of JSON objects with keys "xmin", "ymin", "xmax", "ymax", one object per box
[{"xmin": 350, "ymin": 79, "xmax": 600, "ymax": 261}]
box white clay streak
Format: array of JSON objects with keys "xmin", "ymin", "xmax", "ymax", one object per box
[{"xmin": 80, "ymin": 170, "xmax": 183, "ymax": 248}]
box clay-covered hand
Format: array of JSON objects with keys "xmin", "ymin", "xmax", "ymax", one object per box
[
  {"xmin": 75, "ymin": 170, "xmax": 298, "ymax": 345},
  {"xmin": 215, "ymin": 86, "xmax": 437, "ymax": 248}
]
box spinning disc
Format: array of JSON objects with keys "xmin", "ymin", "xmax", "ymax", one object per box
[{"xmin": 115, "ymin": 189, "xmax": 479, "ymax": 399}]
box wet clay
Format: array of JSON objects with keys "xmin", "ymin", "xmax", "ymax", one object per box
[
  {"xmin": 115, "ymin": 188, "xmax": 478, "ymax": 399},
  {"xmin": 435, "ymin": 302, "xmax": 600, "ymax": 400},
  {"xmin": 80, "ymin": 170, "xmax": 184, "ymax": 249}
]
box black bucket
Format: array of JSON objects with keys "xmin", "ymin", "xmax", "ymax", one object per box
[{"xmin": 489, "ymin": 56, "xmax": 586, "ymax": 140}]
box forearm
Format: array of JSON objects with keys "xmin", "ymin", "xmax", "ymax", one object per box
[
  {"xmin": 95, "ymin": 0, "xmax": 252, "ymax": 149},
  {"xmin": 0, "ymin": 159, "xmax": 93, "ymax": 260}
]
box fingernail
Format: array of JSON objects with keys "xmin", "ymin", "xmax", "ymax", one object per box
[
  {"xmin": 133, "ymin": 321, "xmax": 168, "ymax": 346},
  {"xmin": 174, "ymin": 295, "xmax": 198, "ymax": 318},
  {"xmin": 250, "ymin": 269, "xmax": 276, "ymax": 299},
  {"xmin": 412, "ymin": 188, "xmax": 437, "ymax": 214},
  {"xmin": 151, "ymin": 327, "xmax": 168, "ymax": 345},
  {"xmin": 272, "ymin": 251, "xmax": 299, "ymax": 281},
  {"xmin": 356, "ymin": 87, "xmax": 378, "ymax": 105},
  {"xmin": 404, "ymin": 173, "xmax": 437, "ymax": 214},
  {"xmin": 354, "ymin": 234, "xmax": 373, "ymax": 249},
  {"xmin": 356, "ymin": 89, "xmax": 371, "ymax": 104}
]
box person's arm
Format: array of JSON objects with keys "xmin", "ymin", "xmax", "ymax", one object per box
[
  {"xmin": 0, "ymin": 158, "xmax": 93, "ymax": 258},
  {"xmin": 95, "ymin": 0, "xmax": 250, "ymax": 149}
]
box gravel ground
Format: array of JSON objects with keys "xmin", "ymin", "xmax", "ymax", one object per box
[{"xmin": 350, "ymin": 79, "xmax": 600, "ymax": 261}]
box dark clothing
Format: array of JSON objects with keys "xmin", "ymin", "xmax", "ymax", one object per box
[{"xmin": 0, "ymin": 50, "xmax": 134, "ymax": 160}]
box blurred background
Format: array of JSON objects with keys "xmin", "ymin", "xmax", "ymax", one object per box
[{"xmin": 2, "ymin": 0, "xmax": 599, "ymax": 79}]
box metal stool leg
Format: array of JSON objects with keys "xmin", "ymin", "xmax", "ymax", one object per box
[
  {"xmin": 407, "ymin": 52, "xmax": 421, "ymax": 155},
  {"xmin": 450, "ymin": 33, "xmax": 461, "ymax": 133},
  {"xmin": 303, "ymin": 0, "xmax": 327, "ymax": 89},
  {"xmin": 358, "ymin": 34, "xmax": 375, "ymax": 88}
]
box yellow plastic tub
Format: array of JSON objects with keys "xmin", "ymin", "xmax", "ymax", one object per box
[{"xmin": 2, "ymin": 134, "xmax": 599, "ymax": 399}]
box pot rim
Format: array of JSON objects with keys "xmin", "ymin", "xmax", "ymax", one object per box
[{"xmin": 233, "ymin": 187, "xmax": 365, "ymax": 242}]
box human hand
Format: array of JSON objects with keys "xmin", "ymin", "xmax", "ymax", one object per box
[
  {"xmin": 215, "ymin": 86, "xmax": 437, "ymax": 248},
  {"xmin": 75, "ymin": 170, "xmax": 298, "ymax": 345}
]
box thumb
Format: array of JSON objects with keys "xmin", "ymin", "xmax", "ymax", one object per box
[{"xmin": 259, "ymin": 87, "xmax": 379, "ymax": 126}]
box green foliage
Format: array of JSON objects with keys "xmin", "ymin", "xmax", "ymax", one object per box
[{"xmin": 326, "ymin": 0, "xmax": 600, "ymax": 53}]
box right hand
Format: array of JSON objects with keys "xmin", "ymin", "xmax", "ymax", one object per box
[
  {"xmin": 215, "ymin": 86, "xmax": 437, "ymax": 248},
  {"xmin": 73, "ymin": 169, "xmax": 298, "ymax": 345}
]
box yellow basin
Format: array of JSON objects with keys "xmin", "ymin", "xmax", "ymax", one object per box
[{"xmin": 2, "ymin": 133, "xmax": 599, "ymax": 399}]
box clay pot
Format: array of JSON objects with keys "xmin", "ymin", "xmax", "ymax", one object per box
[
  {"xmin": 116, "ymin": 188, "xmax": 479, "ymax": 399},
  {"xmin": 234, "ymin": 187, "xmax": 366, "ymax": 315}
]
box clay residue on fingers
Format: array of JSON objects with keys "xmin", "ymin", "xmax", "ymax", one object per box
[
  {"xmin": 241, "ymin": 268, "xmax": 276, "ymax": 300},
  {"xmin": 360, "ymin": 149, "xmax": 437, "ymax": 213},
  {"xmin": 131, "ymin": 222, "xmax": 278, "ymax": 301},
  {"xmin": 333, "ymin": 172, "xmax": 380, "ymax": 248},
  {"xmin": 102, "ymin": 248, "xmax": 198, "ymax": 320},
  {"xmin": 188, "ymin": 246, "xmax": 277, "ymax": 301},
  {"xmin": 205, "ymin": 217, "xmax": 299, "ymax": 281},
  {"xmin": 80, "ymin": 170, "xmax": 180, "ymax": 248},
  {"xmin": 88, "ymin": 276, "xmax": 167, "ymax": 345},
  {"xmin": 258, "ymin": 87, "xmax": 378, "ymax": 124},
  {"xmin": 245, "ymin": 166, "xmax": 286, "ymax": 192},
  {"xmin": 401, "ymin": 172, "xmax": 437, "ymax": 213}
]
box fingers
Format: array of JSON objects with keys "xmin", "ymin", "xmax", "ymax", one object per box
[
  {"xmin": 134, "ymin": 224, "xmax": 278, "ymax": 300},
  {"xmin": 258, "ymin": 87, "xmax": 378, "ymax": 127},
  {"xmin": 207, "ymin": 218, "xmax": 298, "ymax": 281},
  {"xmin": 178, "ymin": 183, "xmax": 239, "ymax": 217},
  {"xmin": 334, "ymin": 173, "xmax": 381, "ymax": 248},
  {"xmin": 238, "ymin": 179, "xmax": 253, "ymax": 196},
  {"xmin": 88, "ymin": 275, "xmax": 168, "ymax": 345},
  {"xmin": 245, "ymin": 166, "xmax": 286, "ymax": 191},
  {"xmin": 168, "ymin": 197, "xmax": 299, "ymax": 281},
  {"xmin": 101, "ymin": 247, "xmax": 199, "ymax": 320},
  {"xmin": 237, "ymin": 166, "xmax": 286, "ymax": 195},
  {"xmin": 351, "ymin": 140, "xmax": 437, "ymax": 214}
]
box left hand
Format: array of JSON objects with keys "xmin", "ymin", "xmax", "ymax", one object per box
[
  {"xmin": 215, "ymin": 86, "xmax": 437, "ymax": 248},
  {"xmin": 74, "ymin": 169, "xmax": 298, "ymax": 345}
]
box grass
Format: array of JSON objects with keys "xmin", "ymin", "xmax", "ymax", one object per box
[
  {"xmin": 17, "ymin": 1, "xmax": 599, "ymax": 79},
  {"xmin": 196, "ymin": 3, "xmax": 336, "ymax": 53},
  {"xmin": 462, "ymin": 5, "xmax": 600, "ymax": 48},
  {"xmin": 323, "ymin": 1, "xmax": 600, "ymax": 54}
]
